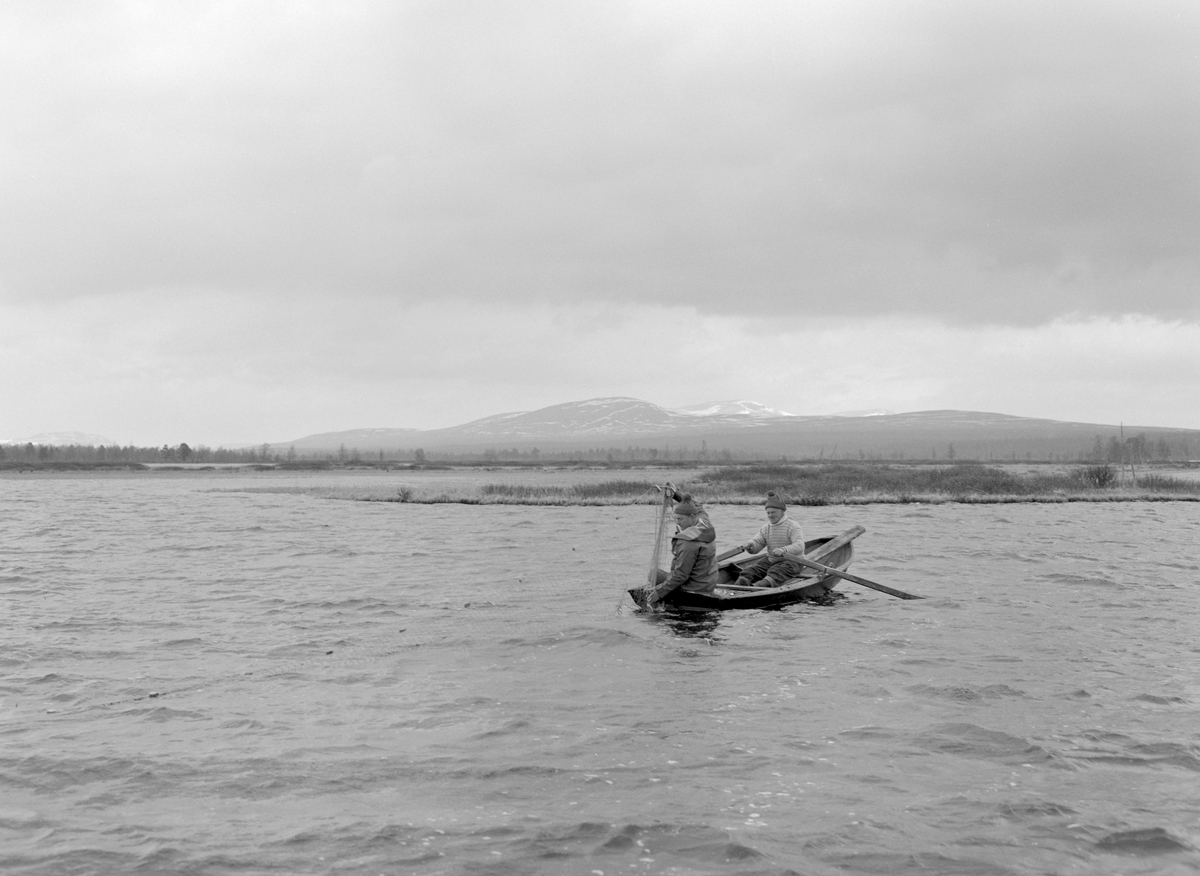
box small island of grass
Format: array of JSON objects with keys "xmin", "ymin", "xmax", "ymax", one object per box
[{"xmin": 365, "ymin": 462, "xmax": 1200, "ymax": 506}]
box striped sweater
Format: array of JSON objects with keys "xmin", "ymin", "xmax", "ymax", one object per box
[{"xmin": 746, "ymin": 516, "xmax": 806, "ymax": 558}]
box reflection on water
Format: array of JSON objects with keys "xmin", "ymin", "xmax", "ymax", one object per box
[
  {"xmin": 644, "ymin": 607, "xmax": 725, "ymax": 639},
  {"xmin": 2, "ymin": 471, "xmax": 1199, "ymax": 876}
]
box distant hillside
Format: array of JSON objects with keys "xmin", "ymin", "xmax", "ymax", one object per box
[
  {"xmin": 280, "ymin": 426, "xmax": 422, "ymax": 452},
  {"xmin": 271, "ymin": 398, "xmax": 1200, "ymax": 462},
  {"xmin": 2, "ymin": 431, "xmax": 119, "ymax": 446}
]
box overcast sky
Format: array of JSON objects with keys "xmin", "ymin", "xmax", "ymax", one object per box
[{"xmin": 2, "ymin": 1, "xmax": 1198, "ymax": 445}]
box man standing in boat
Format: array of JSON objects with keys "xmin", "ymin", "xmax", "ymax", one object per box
[
  {"xmin": 650, "ymin": 491, "xmax": 719, "ymax": 602},
  {"xmin": 733, "ymin": 491, "xmax": 806, "ymax": 588}
]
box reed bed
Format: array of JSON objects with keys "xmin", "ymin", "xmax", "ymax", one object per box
[
  {"xmin": 464, "ymin": 464, "xmax": 1198, "ymax": 505},
  {"xmin": 238, "ymin": 479, "xmax": 662, "ymax": 505},
  {"xmin": 685, "ymin": 463, "xmax": 1200, "ymax": 505},
  {"xmin": 226, "ymin": 464, "xmax": 1200, "ymax": 506},
  {"xmin": 478, "ymin": 479, "xmax": 658, "ymax": 502},
  {"xmin": 371, "ymin": 479, "xmax": 660, "ymax": 505}
]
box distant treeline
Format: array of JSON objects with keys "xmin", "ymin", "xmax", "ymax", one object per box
[
  {"xmin": 2, "ymin": 430, "xmax": 1198, "ymax": 467},
  {"xmin": 0, "ymin": 442, "xmax": 276, "ymax": 465},
  {"xmin": 422, "ymin": 433, "xmax": 1200, "ymax": 464}
]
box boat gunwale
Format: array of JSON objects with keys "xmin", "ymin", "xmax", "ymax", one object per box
[{"xmin": 629, "ymin": 535, "xmax": 853, "ymax": 610}]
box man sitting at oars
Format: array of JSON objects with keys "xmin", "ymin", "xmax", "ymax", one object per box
[
  {"xmin": 733, "ymin": 491, "xmax": 807, "ymax": 588},
  {"xmin": 649, "ymin": 493, "xmax": 719, "ymax": 602}
]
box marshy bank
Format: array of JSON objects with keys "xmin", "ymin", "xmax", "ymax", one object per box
[
  {"xmin": 14, "ymin": 460, "xmax": 1198, "ymax": 505},
  {"xmin": 330, "ymin": 462, "xmax": 1200, "ymax": 506}
]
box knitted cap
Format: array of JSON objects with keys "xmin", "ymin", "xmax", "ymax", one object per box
[
  {"xmin": 764, "ymin": 491, "xmax": 786, "ymax": 511},
  {"xmin": 673, "ymin": 494, "xmax": 700, "ymax": 516}
]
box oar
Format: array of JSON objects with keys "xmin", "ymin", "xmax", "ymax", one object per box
[
  {"xmin": 715, "ymin": 546, "xmax": 746, "ymax": 563},
  {"xmin": 804, "ymin": 525, "xmax": 865, "ymax": 563},
  {"xmin": 793, "ymin": 556, "xmax": 923, "ymax": 600}
]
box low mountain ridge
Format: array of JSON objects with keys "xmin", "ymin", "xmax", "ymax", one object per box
[
  {"xmin": 273, "ymin": 397, "xmax": 1200, "ymax": 461},
  {"xmin": 2, "ymin": 431, "xmax": 120, "ymax": 446},
  {"xmin": 278, "ymin": 426, "xmax": 423, "ymax": 450},
  {"xmin": 451, "ymin": 398, "xmax": 683, "ymax": 436}
]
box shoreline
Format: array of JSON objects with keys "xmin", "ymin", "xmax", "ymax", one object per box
[
  {"xmin": 5, "ymin": 461, "xmax": 1198, "ymax": 506},
  {"xmin": 356, "ymin": 492, "xmax": 1200, "ymax": 506}
]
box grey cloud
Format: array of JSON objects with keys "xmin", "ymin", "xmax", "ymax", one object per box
[{"xmin": 1, "ymin": 1, "xmax": 1196, "ymax": 324}]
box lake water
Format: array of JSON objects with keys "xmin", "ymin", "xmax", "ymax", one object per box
[{"xmin": 3, "ymin": 470, "xmax": 1199, "ymax": 875}]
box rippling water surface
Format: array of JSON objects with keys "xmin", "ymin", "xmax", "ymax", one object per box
[{"xmin": 2, "ymin": 470, "xmax": 1199, "ymax": 875}]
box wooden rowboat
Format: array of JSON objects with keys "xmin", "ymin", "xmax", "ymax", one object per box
[{"xmin": 629, "ymin": 526, "xmax": 863, "ymax": 611}]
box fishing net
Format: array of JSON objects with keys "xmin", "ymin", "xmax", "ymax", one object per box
[{"xmin": 646, "ymin": 487, "xmax": 670, "ymax": 587}]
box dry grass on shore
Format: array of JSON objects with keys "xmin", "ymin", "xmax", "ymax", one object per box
[
  {"xmin": 363, "ymin": 478, "xmax": 662, "ymax": 506},
  {"xmin": 347, "ymin": 463, "xmax": 1200, "ymax": 506}
]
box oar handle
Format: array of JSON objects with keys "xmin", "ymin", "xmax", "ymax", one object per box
[{"xmin": 793, "ymin": 556, "xmax": 923, "ymax": 600}]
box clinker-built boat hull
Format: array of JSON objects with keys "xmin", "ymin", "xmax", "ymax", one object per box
[{"xmin": 629, "ymin": 533, "xmax": 857, "ymax": 611}]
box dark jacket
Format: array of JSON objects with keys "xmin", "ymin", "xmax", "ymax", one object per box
[{"xmin": 656, "ymin": 519, "xmax": 719, "ymax": 598}]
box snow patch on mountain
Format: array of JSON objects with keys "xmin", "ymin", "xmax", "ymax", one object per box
[
  {"xmin": 677, "ymin": 400, "xmax": 794, "ymax": 418},
  {"xmin": 434, "ymin": 397, "xmax": 806, "ymax": 440}
]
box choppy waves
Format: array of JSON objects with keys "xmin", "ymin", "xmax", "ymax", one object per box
[{"xmin": 2, "ymin": 473, "xmax": 1199, "ymax": 874}]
